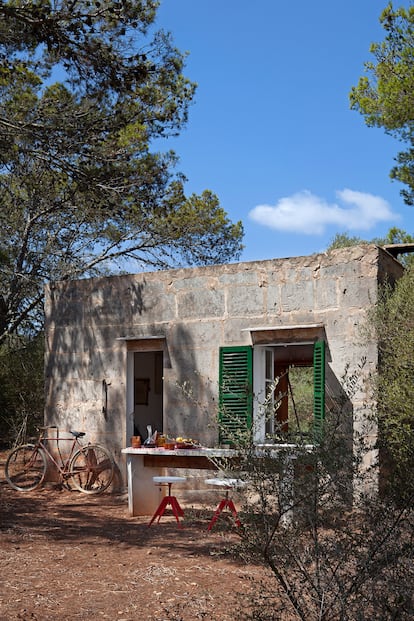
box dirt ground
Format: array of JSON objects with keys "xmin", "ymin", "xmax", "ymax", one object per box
[{"xmin": 0, "ymin": 451, "xmax": 272, "ymax": 621}]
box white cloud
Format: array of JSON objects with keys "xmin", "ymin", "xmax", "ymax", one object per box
[{"xmin": 248, "ymin": 189, "xmax": 399, "ymax": 235}]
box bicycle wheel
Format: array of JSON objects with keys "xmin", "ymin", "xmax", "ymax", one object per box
[
  {"xmin": 69, "ymin": 444, "xmax": 114, "ymax": 494},
  {"xmin": 5, "ymin": 444, "xmax": 47, "ymax": 491}
]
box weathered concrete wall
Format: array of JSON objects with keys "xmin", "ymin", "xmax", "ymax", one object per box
[{"xmin": 44, "ymin": 244, "xmax": 404, "ymax": 484}]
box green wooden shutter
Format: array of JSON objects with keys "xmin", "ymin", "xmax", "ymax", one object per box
[
  {"xmin": 219, "ymin": 346, "xmax": 253, "ymax": 444},
  {"xmin": 313, "ymin": 340, "xmax": 326, "ymax": 442}
]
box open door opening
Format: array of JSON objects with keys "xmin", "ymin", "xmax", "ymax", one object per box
[{"xmin": 131, "ymin": 350, "xmax": 163, "ymax": 441}]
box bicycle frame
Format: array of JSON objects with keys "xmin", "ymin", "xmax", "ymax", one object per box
[
  {"xmin": 35, "ymin": 427, "xmax": 84, "ymax": 481},
  {"xmin": 6, "ymin": 425, "xmax": 115, "ymax": 494}
]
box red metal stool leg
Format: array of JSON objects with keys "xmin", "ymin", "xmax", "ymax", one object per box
[
  {"xmin": 148, "ymin": 496, "xmax": 169, "ymax": 526},
  {"xmin": 169, "ymin": 496, "xmax": 184, "ymax": 524},
  {"xmin": 207, "ymin": 498, "xmax": 228, "ymax": 531},
  {"xmin": 207, "ymin": 490, "xmax": 241, "ymax": 531},
  {"xmin": 226, "ymin": 498, "xmax": 241, "ymax": 527},
  {"xmin": 148, "ymin": 482, "xmax": 185, "ymax": 528},
  {"xmin": 170, "ymin": 496, "xmax": 184, "ymax": 517}
]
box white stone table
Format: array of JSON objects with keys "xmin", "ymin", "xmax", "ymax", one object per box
[{"xmin": 121, "ymin": 444, "xmax": 314, "ymax": 520}]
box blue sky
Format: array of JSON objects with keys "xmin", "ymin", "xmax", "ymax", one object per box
[{"xmin": 153, "ymin": 0, "xmax": 413, "ymax": 262}]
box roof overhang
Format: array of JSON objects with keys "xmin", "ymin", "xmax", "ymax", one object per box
[
  {"xmin": 116, "ymin": 335, "xmax": 166, "ymax": 351},
  {"xmin": 383, "ymin": 243, "xmax": 414, "ymax": 258},
  {"xmin": 242, "ymin": 324, "xmax": 325, "ymax": 346}
]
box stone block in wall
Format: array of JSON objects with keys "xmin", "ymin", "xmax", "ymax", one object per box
[
  {"xmin": 323, "ymin": 312, "xmax": 361, "ymax": 341},
  {"xmin": 218, "ymin": 267, "xmax": 260, "ymax": 286},
  {"xmin": 86, "ymin": 281, "xmax": 135, "ymax": 326},
  {"xmin": 169, "ymin": 320, "xmax": 223, "ymax": 348},
  {"xmin": 132, "ymin": 290, "xmax": 177, "ymax": 323},
  {"xmin": 267, "ymin": 284, "xmax": 281, "ymax": 314},
  {"xmin": 45, "ymin": 326, "xmax": 84, "ymax": 357},
  {"xmin": 46, "ymin": 350, "xmax": 86, "ymax": 381},
  {"xmin": 82, "ymin": 325, "xmax": 124, "ymax": 352},
  {"xmin": 45, "ymin": 283, "xmax": 85, "ymax": 328},
  {"xmin": 281, "ymin": 264, "xmax": 315, "ymax": 284},
  {"xmin": 339, "ymin": 278, "xmax": 377, "ymax": 308},
  {"xmin": 321, "ymin": 245, "xmax": 378, "ymax": 275},
  {"xmin": 314, "ymin": 278, "xmax": 338, "ymax": 310},
  {"xmin": 226, "ymin": 286, "xmax": 265, "ymax": 316},
  {"xmin": 222, "ymin": 318, "xmax": 263, "ymax": 344},
  {"xmin": 281, "ymin": 280, "xmax": 314, "ymax": 312},
  {"xmin": 172, "ymin": 274, "xmax": 218, "ymax": 291},
  {"xmin": 177, "ymin": 288, "xmax": 225, "ymax": 319},
  {"xmin": 169, "ymin": 347, "xmax": 218, "ymax": 386},
  {"xmin": 87, "ymin": 348, "xmax": 125, "ymax": 381}
]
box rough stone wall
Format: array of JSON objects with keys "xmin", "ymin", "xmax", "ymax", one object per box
[{"xmin": 44, "ymin": 244, "xmax": 404, "ymax": 483}]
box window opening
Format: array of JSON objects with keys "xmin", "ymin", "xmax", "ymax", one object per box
[
  {"xmin": 220, "ymin": 340, "xmax": 325, "ymax": 445},
  {"xmin": 277, "ymin": 364, "xmax": 314, "ymax": 438},
  {"xmin": 262, "ymin": 350, "xmax": 314, "ymax": 441}
]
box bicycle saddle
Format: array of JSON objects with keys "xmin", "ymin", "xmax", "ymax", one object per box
[{"xmin": 70, "ymin": 430, "xmax": 86, "ymax": 438}]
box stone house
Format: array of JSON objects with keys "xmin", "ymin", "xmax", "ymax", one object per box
[{"xmin": 44, "ymin": 244, "xmax": 404, "ymax": 490}]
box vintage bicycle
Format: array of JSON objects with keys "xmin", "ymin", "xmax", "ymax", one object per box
[{"xmin": 5, "ymin": 426, "xmax": 114, "ymax": 494}]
